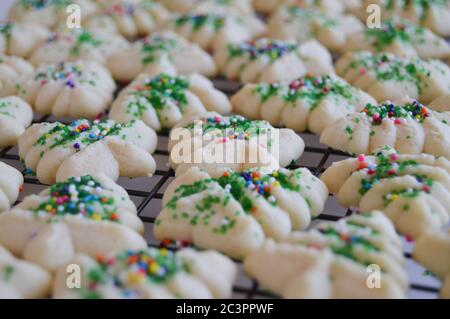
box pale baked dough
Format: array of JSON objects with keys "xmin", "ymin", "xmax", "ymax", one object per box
[
  {"xmin": 53, "ymin": 247, "xmax": 236, "ymax": 299},
  {"xmin": 0, "ymin": 21, "xmax": 49, "ymax": 58},
  {"xmin": 110, "ymin": 73, "xmax": 231, "ymax": 131},
  {"xmin": 160, "ymin": 0, "xmax": 254, "ymax": 14},
  {"xmin": 0, "ymin": 96, "xmax": 33, "ymax": 148},
  {"xmin": 168, "ymin": 112, "xmax": 305, "ymax": 176},
  {"xmin": 18, "ymin": 119, "xmax": 157, "ymax": 184},
  {"xmin": 321, "ymin": 146, "xmax": 450, "ymax": 239},
  {"xmin": 0, "ymin": 55, "xmax": 34, "ymax": 97},
  {"xmin": 253, "ymin": 0, "xmax": 359, "ymax": 15},
  {"xmin": 0, "ymin": 161, "xmax": 23, "ymax": 213},
  {"xmin": 231, "ymin": 74, "xmax": 376, "ymax": 134},
  {"xmin": 244, "ymin": 211, "xmax": 407, "ymax": 298},
  {"xmin": 155, "ymin": 166, "xmax": 328, "ymax": 259},
  {"xmin": 0, "ymin": 174, "xmax": 146, "ymax": 272},
  {"xmin": 107, "ymin": 31, "xmax": 217, "ymax": 81},
  {"xmin": 214, "ymin": 38, "xmax": 334, "ymax": 84}
]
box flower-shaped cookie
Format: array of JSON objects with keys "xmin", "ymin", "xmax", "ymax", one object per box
[
  {"xmin": 0, "ymin": 161, "xmax": 23, "ymax": 212},
  {"xmin": 0, "ymin": 96, "xmax": 33, "ymax": 149},
  {"xmin": 168, "ymin": 112, "xmax": 305, "ymax": 176},
  {"xmin": 414, "ymin": 230, "xmax": 450, "ymax": 299},
  {"xmin": 86, "ymin": 0, "xmax": 169, "ymax": 39},
  {"xmin": 267, "ymin": 6, "xmax": 363, "ymax": 51},
  {"xmin": 15, "ymin": 61, "xmax": 115, "ymax": 118},
  {"xmin": 0, "ymin": 55, "xmax": 34, "ymax": 97},
  {"xmin": 336, "ymin": 51, "xmax": 450, "ymax": 104},
  {"xmin": 155, "ymin": 166, "xmax": 328, "ymax": 259},
  {"xmin": 253, "ymin": 0, "xmax": 358, "ymax": 15},
  {"xmin": 53, "ymin": 247, "xmax": 236, "ymax": 299},
  {"xmin": 244, "ymin": 211, "xmax": 407, "ymax": 298},
  {"xmin": 18, "ymin": 119, "xmax": 157, "ymax": 184},
  {"xmin": 107, "ymin": 31, "xmax": 217, "ymax": 81},
  {"xmin": 231, "ymin": 74, "xmax": 376, "ymax": 134},
  {"xmin": 110, "ymin": 73, "xmax": 231, "ymax": 131},
  {"xmin": 214, "ymin": 38, "xmax": 334, "ymax": 83},
  {"xmin": 0, "ymin": 174, "xmax": 146, "ymax": 272},
  {"xmin": 29, "ymin": 29, "xmax": 129, "ymax": 67},
  {"xmin": 321, "ymin": 147, "xmax": 450, "ymax": 239},
  {"xmin": 345, "ymin": 19, "xmax": 450, "ymax": 59},
  {"xmin": 320, "ymin": 99, "xmax": 450, "ymax": 159},
  {"xmin": 0, "ymin": 21, "xmax": 49, "ymax": 58},
  {"xmin": 0, "ymin": 245, "xmax": 52, "ymax": 298},
  {"xmin": 160, "ymin": 0, "xmax": 253, "ymax": 14}
]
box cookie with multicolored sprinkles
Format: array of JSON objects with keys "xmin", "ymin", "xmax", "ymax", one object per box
[
  {"xmin": 253, "ymin": 0, "xmax": 357, "ymax": 15},
  {"xmin": 231, "ymin": 74, "xmax": 376, "ymax": 134},
  {"xmin": 155, "ymin": 166, "xmax": 327, "ymax": 259},
  {"xmin": 86, "ymin": 0, "xmax": 169, "ymax": 39},
  {"xmin": 18, "ymin": 119, "xmax": 157, "ymax": 184},
  {"xmin": 160, "ymin": 0, "xmax": 254, "ymax": 14},
  {"xmin": 335, "ymin": 51, "xmax": 450, "ymax": 105},
  {"xmin": 244, "ymin": 211, "xmax": 408, "ymax": 298},
  {"xmin": 0, "ymin": 245, "xmax": 52, "ymax": 298},
  {"xmin": 0, "ymin": 55, "xmax": 34, "ymax": 97},
  {"xmin": 107, "ymin": 31, "xmax": 217, "ymax": 81},
  {"xmin": 53, "ymin": 247, "xmax": 236, "ymax": 298},
  {"xmin": 168, "ymin": 112, "xmax": 305, "ymax": 177},
  {"xmin": 0, "ymin": 96, "xmax": 33, "ymax": 149},
  {"xmin": 321, "ymin": 146, "xmax": 450, "ymax": 239},
  {"xmin": 214, "ymin": 38, "xmax": 334, "ymax": 84},
  {"xmin": 320, "ymin": 99, "xmax": 450, "ymax": 159},
  {"xmin": 15, "ymin": 61, "xmax": 115, "ymax": 118},
  {"xmin": 0, "ymin": 174, "xmax": 146, "ymax": 272},
  {"xmin": 0, "ymin": 21, "xmax": 49, "ymax": 58},
  {"xmin": 0, "ymin": 161, "xmax": 23, "ymax": 213},
  {"xmin": 110, "ymin": 73, "xmax": 231, "ymax": 131}
]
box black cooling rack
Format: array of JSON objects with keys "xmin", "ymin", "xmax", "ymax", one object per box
[{"xmin": 0, "ymin": 80, "xmax": 443, "ymax": 299}]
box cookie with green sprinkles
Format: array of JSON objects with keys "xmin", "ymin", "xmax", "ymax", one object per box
[
  {"xmin": 320, "ymin": 98, "xmax": 450, "ymax": 159},
  {"xmin": 232, "ymin": 74, "xmax": 376, "ymax": 134},
  {"xmin": 110, "ymin": 72, "xmax": 231, "ymax": 131},
  {"xmin": 155, "ymin": 165, "xmax": 327, "ymax": 259},
  {"xmin": 0, "ymin": 96, "xmax": 33, "ymax": 148},
  {"xmin": 0, "ymin": 21, "xmax": 49, "ymax": 58},
  {"xmin": 0, "ymin": 161, "xmax": 23, "ymax": 213},
  {"xmin": 321, "ymin": 146, "xmax": 450, "ymax": 239},
  {"xmin": 0, "ymin": 245, "xmax": 52, "ymax": 298},
  {"xmin": 18, "ymin": 118, "xmax": 157, "ymax": 184},
  {"xmin": 160, "ymin": 0, "xmax": 254, "ymax": 15},
  {"xmin": 0, "ymin": 55, "xmax": 34, "ymax": 97},
  {"xmin": 0, "ymin": 174, "xmax": 146, "ymax": 272},
  {"xmin": 107, "ymin": 31, "xmax": 217, "ymax": 82},
  {"xmin": 244, "ymin": 210, "xmax": 408, "ymax": 298},
  {"xmin": 214, "ymin": 37, "xmax": 334, "ymax": 84},
  {"xmin": 253, "ymin": 0, "xmax": 353, "ymax": 15}
]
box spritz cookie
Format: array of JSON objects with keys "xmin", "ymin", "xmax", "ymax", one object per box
[
  {"xmin": 214, "ymin": 38, "xmax": 334, "ymax": 84},
  {"xmin": 0, "ymin": 245, "xmax": 52, "ymax": 299},
  {"xmin": 336, "ymin": 51, "xmax": 450, "ymax": 104},
  {"xmin": 18, "ymin": 119, "xmax": 157, "ymax": 184},
  {"xmin": 0, "ymin": 161, "xmax": 23, "ymax": 213},
  {"xmin": 252, "ymin": 0, "xmax": 357, "ymax": 15},
  {"xmin": 155, "ymin": 166, "xmax": 327, "ymax": 259},
  {"xmin": 107, "ymin": 31, "xmax": 217, "ymax": 81},
  {"xmin": 86, "ymin": 0, "xmax": 169, "ymax": 39},
  {"xmin": 0, "ymin": 55, "xmax": 34, "ymax": 97},
  {"xmin": 0, "ymin": 174, "xmax": 146, "ymax": 272},
  {"xmin": 0, "ymin": 96, "xmax": 33, "ymax": 149},
  {"xmin": 15, "ymin": 61, "xmax": 115, "ymax": 118},
  {"xmin": 244, "ymin": 211, "xmax": 407, "ymax": 298},
  {"xmin": 53, "ymin": 247, "xmax": 236, "ymax": 299},
  {"xmin": 160, "ymin": 0, "xmax": 253, "ymax": 14},
  {"xmin": 0, "ymin": 21, "xmax": 49, "ymax": 58},
  {"xmin": 320, "ymin": 99, "xmax": 450, "ymax": 159},
  {"xmin": 231, "ymin": 74, "xmax": 376, "ymax": 134},
  {"xmin": 321, "ymin": 147, "xmax": 450, "ymax": 239},
  {"xmin": 168, "ymin": 112, "xmax": 305, "ymax": 177},
  {"xmin": 110, "ymin": 73, "xmax": 231, "ymax": 131},
  {"xmin": 266, "ymin": 6, "xmax": 363, "ymax": 51}
]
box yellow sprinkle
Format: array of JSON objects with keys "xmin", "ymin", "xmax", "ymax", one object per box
[
  {"xmin": 92, "ymin": 214, "xmax": 101, "ymax": 221},
  {"xmin": 127, "ymin": 272, "xmax": 144, "ymax": 284},
  {"xmin": 150, "ymin": 263, "xmax": 159, "ymax": 273},
  {"xmin": 272, "ymin": 172, "xmax": 278, "ymax": 177},
  {"xmin": 272, "ymin": 181, "xmax": 280, "ymax": 187},
  {"xmin": 45, "ymin": 134, "xmax": 51, "ymax": 138},
  {"xmin": 391, "ymin": 194, "xmax": 399, "ymax": 201},
  {"xmin": 159, "ymin": 248, "xmax": 168, "ymax": 256},
  {"xmin": 45, "ymin": 204, "xmax": 53, "ymax": 211}
]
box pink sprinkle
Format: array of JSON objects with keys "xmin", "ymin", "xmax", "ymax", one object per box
[
  {"xmin": 423, "ymin": 185, "xmax": 430, "ymax": 192},
  {"xmin": 405, "ymin": 235, "xmax": 414, "ymax": 243},
  {"xmin": 394, "ymin": 118, "xmax": 402, "ymax": 125},
  {"xmin": 357, "ymin": 154, "xmax": 365, "ymax": 162},
  {"xmin": 388, "ymin": 169, "xmax": 396, "ymax": 175},
  {"xmin": 222, "ymin": 138, "xmax": 228, "ymax": 143},
  {"xmin": 391, "ymin": 154, "xmax": 398, "ymax": 161},
  {"xmin": 359, "ymin": 68, "xmax": 367, "ymax": 75}
]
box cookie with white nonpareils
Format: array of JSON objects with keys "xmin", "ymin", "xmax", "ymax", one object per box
[
  {"xmin": 232, "ymin": 74, "xmax": 376, "ymax": 134},
  {"xmin": 0, "ymin": 174, "xmax": 146, "ymax": 272},
  {"xmin": 0, "ymin": 161, "xmax": 23, "ymax": 213},
  {"xmin": 53, "ymin": 247, "xmax": 236, "ymax": 299},
  {"xmin": 0, "ymin": 55, "xmax": 34, "ymax": 97},
  {"xmin": 168, "ymin": 112, "xmax": 305, "ymax": 177},
  {"xmin": 320, "ymin": 99, "xmax": 450, "ymax": 159},
  {"xmin": 253, "ymin": 0, "xmax": 357, "ymax": 15},
  {"xmin": 321, "ymin": 147, "xmax": 450, "ymax": 239},
  {"xmin": 160, "ymin": 0, "xmax": 253, "ymax": 14},
  {"xmin": 244, "ymin": 211, "xmax": 408, "ymax": 298},
  {"xmin": 155, "ymin": 166, "xmax": 327, "ymax": 259},
  {"xmin": 18, "ymin": 119, "xmax": 157, "ymax": 184},
  {"xmin": 15, "ymin": 61, "xmax": 115, "ymax": 118},
  {"xmin": 0, "ymin": 245, "xmax": 52, "ymax": 299},
  {"xmin": 107, "ymin": 31, "xmax": 217, "ymax": 82},
  {"xmin": 0, "ymin": 96, "xmax": 33, "ymax": 149},
  {"xmin": 214, "ymin": 38, "xmax": 334, "ymax": 84},
  {"xmin": 0, "ymin": 21, "xmax": 49, "ymax": 58},
  {"xmin": 110, "ymin": 73, "xmax": 231, "ymax": 131}
]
